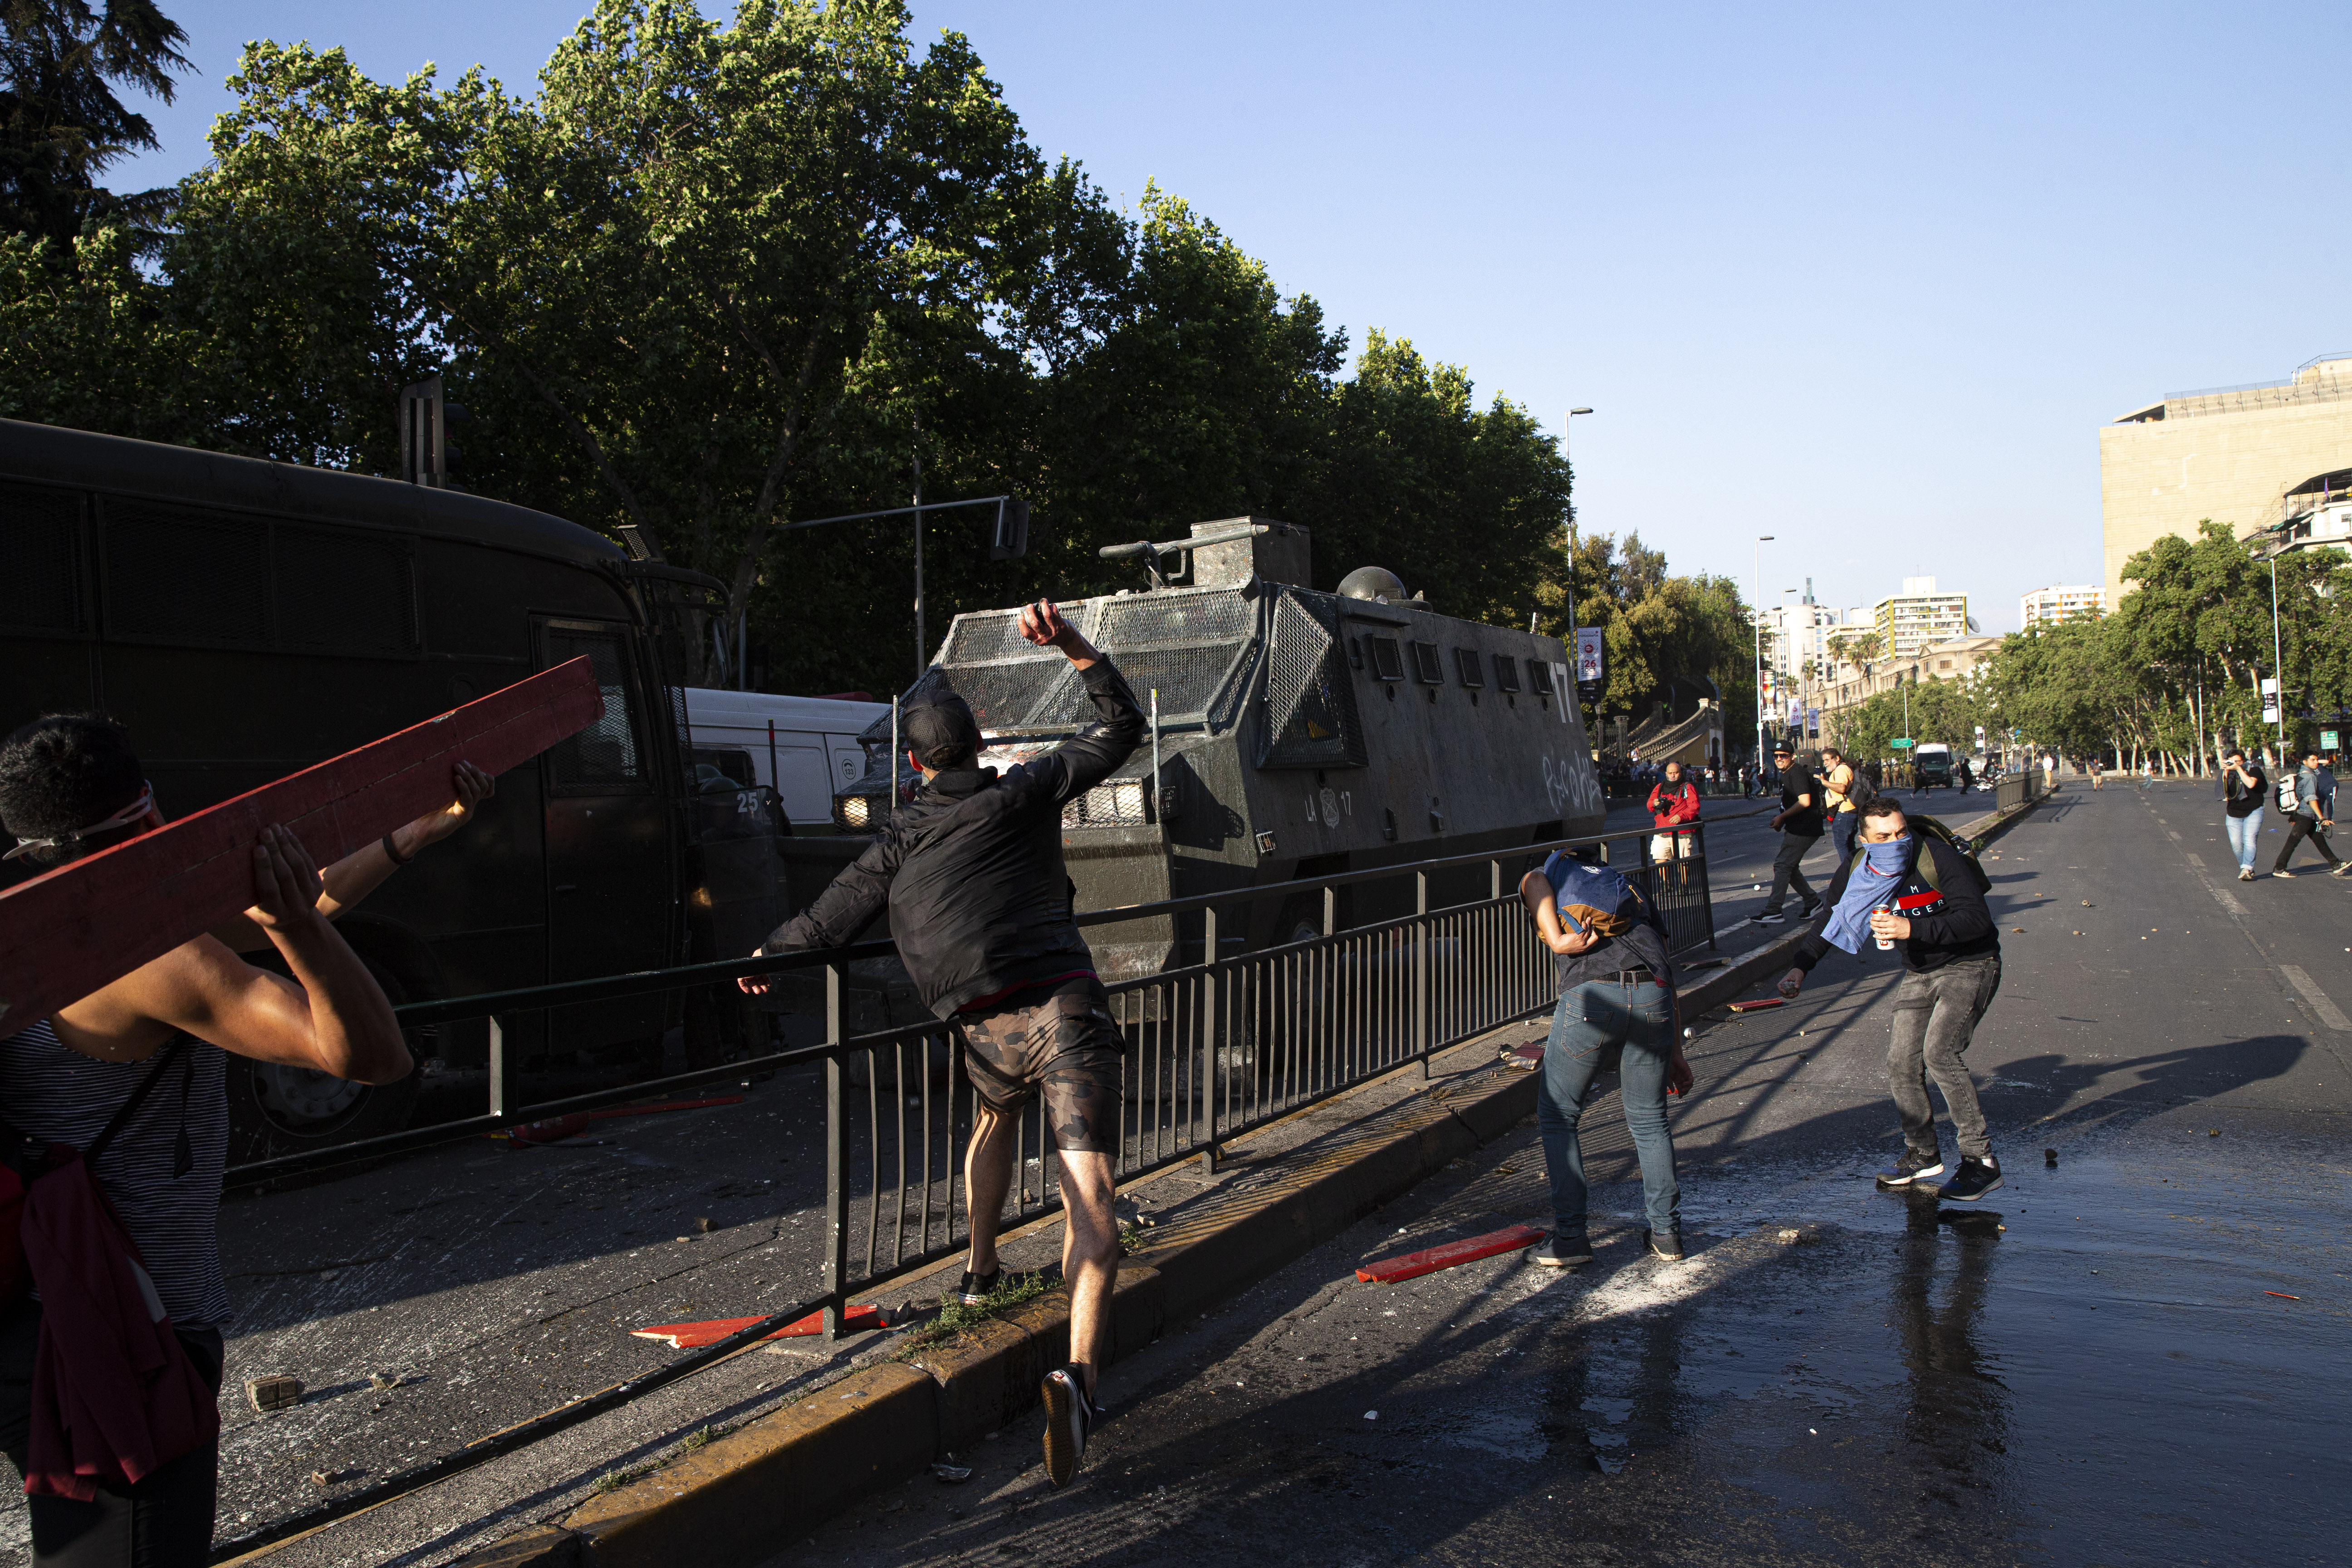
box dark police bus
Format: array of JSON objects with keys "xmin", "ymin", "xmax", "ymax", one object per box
[{"xmin": 0, "ymin": 418, "xmax": 785, "ymax": 1162}]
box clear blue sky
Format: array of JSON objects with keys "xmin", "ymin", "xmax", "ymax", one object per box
[{"xmin": 115, "ymin": 1, "xmax": 2352, "ymax": 632}]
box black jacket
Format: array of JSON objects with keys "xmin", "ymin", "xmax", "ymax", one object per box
[
  {"xmin": 1792, "ymin": 835, "xmax": 1998, "ymax": 976},
  {"xmin": 759, "ymin": 658, "xmax": 1146, "ymax": 1018}
]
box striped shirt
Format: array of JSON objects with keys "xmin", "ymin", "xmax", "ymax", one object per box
[{"xmin": 0, "ymin": 1021, "xmax": 230, "ymax": 1329}]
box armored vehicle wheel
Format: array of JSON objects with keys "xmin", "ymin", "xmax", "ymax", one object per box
[{"xmin": 226, "ymin": 953, "xmax": 423, "ymax": 1166}]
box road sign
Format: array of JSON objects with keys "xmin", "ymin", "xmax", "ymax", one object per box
[
  {"xmin": 2326, "ymin": 729, "xmax": 2341, "ymax": 751},
  {"xmin": 1891, "ymin": 737, "xmax": 1914, "ymax": 749},
  {"xmin": 2262, "ymin": 706, "xmax": 2281, "ymax": 726}
]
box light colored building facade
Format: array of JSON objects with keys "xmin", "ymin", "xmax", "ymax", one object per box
[
  {"xmin": 2020, "ymin": 584, "xmax": 2104, "ymax": 628},
  {"xmin": 1818, "ymin": 635, "xmax": 2003, "ymax": 750},
  {"xmin": 2100, "ymin": 354, "xmax": 2352, "ymax": 606},
  {"xmin": 1873, "ymin": 577, "xmax": 1970, "ymax": 657}
]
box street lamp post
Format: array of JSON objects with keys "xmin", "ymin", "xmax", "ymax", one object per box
[
  {"xmin": 2268, "ymin": 547, "xmax": 2286, "ymax": 759},
  {"xmin": 1563, "ymin": 407, "xmax": 1594, "ymax": 725},
  {"xmin": 1753, "ymin": 536, "xmax": 1774, "ymax": 772}
]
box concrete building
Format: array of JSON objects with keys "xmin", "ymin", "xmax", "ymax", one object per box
[
  {"xmin": 2100, "ymin": 354, "xmax": 2352, "ymax": 605},
  {"xmin": 1873, "ymin": 577, "xmax": 1970, "ymax": 657},
  {"xmin": 2020, "ymin": 584, "xmax": 2104, "ymax": 628},
  {"xmin": 1818, "ymin": 635, "xmax": 2004, "ymax": 750},
  {"xmin": 1751, "ymin": 579, "xmax": 1848, "ymax": 683}
]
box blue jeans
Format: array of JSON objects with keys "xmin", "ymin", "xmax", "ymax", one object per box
[
  {"xmin": 1832, "ymin": 809, "xmax": 1858, "ymax": 866},
  {"xmin": 2225, "ymin": 808, "xmax": 2264, "ymax": 870},
  {"xmin": 1536, "ymin": 978, "xmax": 1681, "ymax": 1240}
]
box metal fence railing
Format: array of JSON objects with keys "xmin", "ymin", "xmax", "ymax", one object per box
[{"xmin": 211, "ymin": 820, "xmax": 1715, "ymax": 1558}]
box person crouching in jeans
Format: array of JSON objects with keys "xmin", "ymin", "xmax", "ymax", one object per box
[{"xmin": 1518, "ymin": 848, "xmax": 1694, "ymax": 1269}]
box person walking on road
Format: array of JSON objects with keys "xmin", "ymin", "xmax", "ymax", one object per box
[
  {"xmin": 742, "ymin": 600, "xmax": 1143, "ymax": 1489},
  {"xmin": 2272, "ymin": 749, "xmax": 2348, "ymax": 878},
  {"xmin": 1776, "ymin": 797, "xmax": 2005, "ymax": 1201},
  {"xmin": 1519, "ymin": 848, "xmax": 1693, "ymax": 1267},
  {"xmin": 1756, "ymin": 743, "xmax": 1824, "ymax": 925},
  {"xmin": 1819, "ymin": 745, "xmax": 1861, "ymax": 863},
  {"xmin": 2220, "ymin": 748, "xmax": 2267, "ymax": 882},
  {"xmin": 1645, "ymin": 761, "xmax": 1700, "ymax": 887}
]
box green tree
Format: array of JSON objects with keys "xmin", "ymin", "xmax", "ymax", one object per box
[{"xmin": 0, "ymin": 0, "xmax": 188, "ymax": 250}]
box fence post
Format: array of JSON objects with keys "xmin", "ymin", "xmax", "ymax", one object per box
[
  {"xmin": 1415, "ymin": 868, "xmax": 1430, "ymax": 1078},
  {"xmin": 1200, "ymin": 904, "xmax": 1218, "ymax": 1166},
  {"xmin": 1696, "ymin": 822, "xmax": 1718, "ymax": 949},
  {"xmin": 823, "ymin": 960, "xmax": 851, "ymax": 1339},
  {"xmin": 486, "ymin": 1015, "xmax": 506, "ymax": 1122}
]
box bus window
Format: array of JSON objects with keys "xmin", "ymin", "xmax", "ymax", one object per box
[
  {"xmin": 540, "ymin": 622, "xmax": 646, "ymax": 793},
  {"xmin": 691, "ymin": 747, "xmax": 755, "ymax": 791}
]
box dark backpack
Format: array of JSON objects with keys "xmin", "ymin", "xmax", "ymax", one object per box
[
  {"xmin": 1843, "ymin": 766, "xmax": 1877, "ymax": 811},
  {"xmin": 1844, "ymin": 814, "xmax": 1991, "ymax": 896},
  {"xmin": 1539, "ymin": 851, "xmax": 1647, "ymax": 936}
]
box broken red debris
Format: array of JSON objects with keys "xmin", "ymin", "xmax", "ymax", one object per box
[
  {"xmin": 498, "ymin": 1095, "xmax": 747, "ymax": 1146},
  {"xmin": 1499, "ymin": 1042, "xmax": 1544, "ymax": 1072},
  {"xmin": 1726, "ymin": 998, "xmax": 1785, "ymax": 1013},
  {"xmin": 1355, "ymin": 1224, "xmax": 1546, "ymax": 1284},
  {"xmin": 631, "ymin": 1303, "xmax": 884, "ymax": 1348},
  {"xmin": 2264, "ymin": 1291, "xmax": 2301, "ymax": 1301}
]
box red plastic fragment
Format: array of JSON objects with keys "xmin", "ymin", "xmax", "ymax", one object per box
[
  {"xmin": 499, "ymin": 1095, "xmax": 746, "ymax": 1146},
  {"xmin": 2264, "ymin": 1291, "xmax": 2300, "ymax": 1301},
  {"xmin": 1355, "ymin": 1224, "xmax": 1546, "ymax": 1284},
  {"xmin": 632, "ymin": 1303, "xmax": 882, "ymax": 1348}
]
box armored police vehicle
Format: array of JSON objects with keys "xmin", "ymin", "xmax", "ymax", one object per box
[{"xmin": 828, "ymin": 519, "xmax": 1607, "ymax": 982}]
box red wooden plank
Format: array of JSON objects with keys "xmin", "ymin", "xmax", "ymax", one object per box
[
  {"xmin": 631, "ymin": 1304, "xmax": 882, "ymax": 1348},
  {"xmin": 1354, "ymin": 1224, "xmax": 1546, "ymax": 1284},
  {"xmin": 1726, "ymin": 997, "xmax": 1785, "ymax": 1013},
  {"xmin": 0, "ymin": 659, "xmax": 602, "ymax": 1034}
]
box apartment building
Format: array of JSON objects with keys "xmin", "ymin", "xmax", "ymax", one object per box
[
  {"xmin": 1873, "ymin": 577, "xmax": 1970, "ymax": 657},
  {"xmin": 2101, "ymin": 354, "xmax": 2352, "ymax": 605},
  {"xmin": 2020, "ymin": 584, "xmax": 2104, "ymax": 628}
]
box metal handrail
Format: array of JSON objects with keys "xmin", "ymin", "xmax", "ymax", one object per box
[{"xmin": 207, "ymin": 817, "xmax": 1719, "ymax": 1558}]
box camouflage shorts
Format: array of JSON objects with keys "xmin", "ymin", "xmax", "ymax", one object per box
[{"xmin": 955, "ymin": 976, "xmax": 1124, "ymax": 1153}]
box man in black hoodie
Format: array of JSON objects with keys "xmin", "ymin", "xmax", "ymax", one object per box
[
  {"xmin": 743, "ymin": 600, "xmax": 1143, "ymax": 1488},
  {"xmin": 1774, "ymin": 796, "xmax": 2004, "ymax": 1201}
]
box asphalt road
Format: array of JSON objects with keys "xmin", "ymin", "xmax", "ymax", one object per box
[{"xmin": 757, "ymin": 781, "xmax": 2352, "ymax": 1568}]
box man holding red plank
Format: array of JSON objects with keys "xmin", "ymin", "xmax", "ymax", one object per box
[
  {"xmin": 0, "ymin": 715, "xmax": 491, "ymax": 1565},
  {"xmin": 1776, "ymin": 797, "xmax": 2004, "ymax": 1202}
]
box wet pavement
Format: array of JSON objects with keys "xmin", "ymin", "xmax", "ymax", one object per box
[
  {"xmin": 754, "ymin": 782, "xmax": 2352, "ymax": 1568},
  {"xmin": 3, "ymin": 780, "xmax": 2338, "ymax": 1564}
]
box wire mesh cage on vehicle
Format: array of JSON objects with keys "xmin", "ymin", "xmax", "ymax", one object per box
[{"xmin": 1257, "ymin": 592, "xmax": 1367, "ymax": 769}]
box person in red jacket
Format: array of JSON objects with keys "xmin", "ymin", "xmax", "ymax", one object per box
[{"xmin": 1646, "ymin": 761, "xmax": 1701, "ymax": 886}]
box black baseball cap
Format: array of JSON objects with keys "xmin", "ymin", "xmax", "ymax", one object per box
[
  {"xmin": 1772, "ymin": 742, "xmax": 1793, "ymax": 757},
  {"xmin": 902, "ymin": 691, "xmax": 982, "ymax": 769}
]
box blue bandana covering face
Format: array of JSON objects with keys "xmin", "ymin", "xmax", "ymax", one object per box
[{"xmin": 1824, "ymin": 836, "xmax": 1913, "ymax": 954}]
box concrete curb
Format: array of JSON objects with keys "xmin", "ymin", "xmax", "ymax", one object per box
[{"xmin": 454, "ymin": 791, "xmax": 2053, "ymax": 1568}]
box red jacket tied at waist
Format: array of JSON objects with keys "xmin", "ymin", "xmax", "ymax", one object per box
[
  {"xmin": 18, "ymin": 1152, "xmax": 216, "ymax": 1499},
  {"xmin": 1646, "ymin": 781, "xmax": 1700, "ymax": 830}
]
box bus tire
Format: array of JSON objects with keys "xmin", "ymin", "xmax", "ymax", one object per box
[{"xmin": 225, "ymin": 952, "xmax": 425, "ymax": 1167}]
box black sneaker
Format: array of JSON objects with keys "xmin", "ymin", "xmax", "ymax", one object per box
[
  {"xmin": 950, "ymin": 1266, "xmax": 1000, "ymax": 1308},
  {"xmin": 1875, "ymin": 1148, "xmax": 1946, "ymax": 1188},
  {"xmin": 1644, "ymin": 1227, "xmax": 1685, "ymax": 1261},
  {"xmin": 1532, "ymin": 1232, "xmax": 1594, "ymax": 1268},
  {"xmin": 1938, "ymin": 1156, "xmax": 2003, "ymax": 1202},
  {"xmin": 1754, "ymin": 911, "xmax": 1786, "ymax": 925},
  {"xmin": 2275, "ymin": 868, "xmax": 2297, "ymax": 878},
  {"xmin": 1798, "ymin": 901, "xmax": 1821, "ymax": 920},
  {"xmin": 1039, "ymin": 1362, "xmax": 1095, "ymax": 1487}
]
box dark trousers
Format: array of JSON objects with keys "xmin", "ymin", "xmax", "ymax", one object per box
[
  {"xmin": 2274, "ymin": 814, "xmax": 2340, "ymax": 871},
  {"xmin": 1889, "ymin": 955, "xmax": 2001, "ymax": 1161},
  {"xmin": 1764, "ymin": 831, "xmax": 1819, "ymax": 914},
  {"xmin": 0, "ymin": 1297, "xmax": 224, "ymax": 1567}
]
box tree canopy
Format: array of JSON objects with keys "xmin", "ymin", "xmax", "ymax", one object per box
[{"xmin": 0, "ymin": 0, "xmax": 1639, "ymax": 698}]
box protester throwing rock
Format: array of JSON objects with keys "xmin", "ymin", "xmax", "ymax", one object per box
[
  {"xmin": 741, "ymin": 600, "xmax": 1144, "ymax": 1489},
  {"xmin": 1776, "ymin": 797, "xmax": 2005, "ymax": 1202}
]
